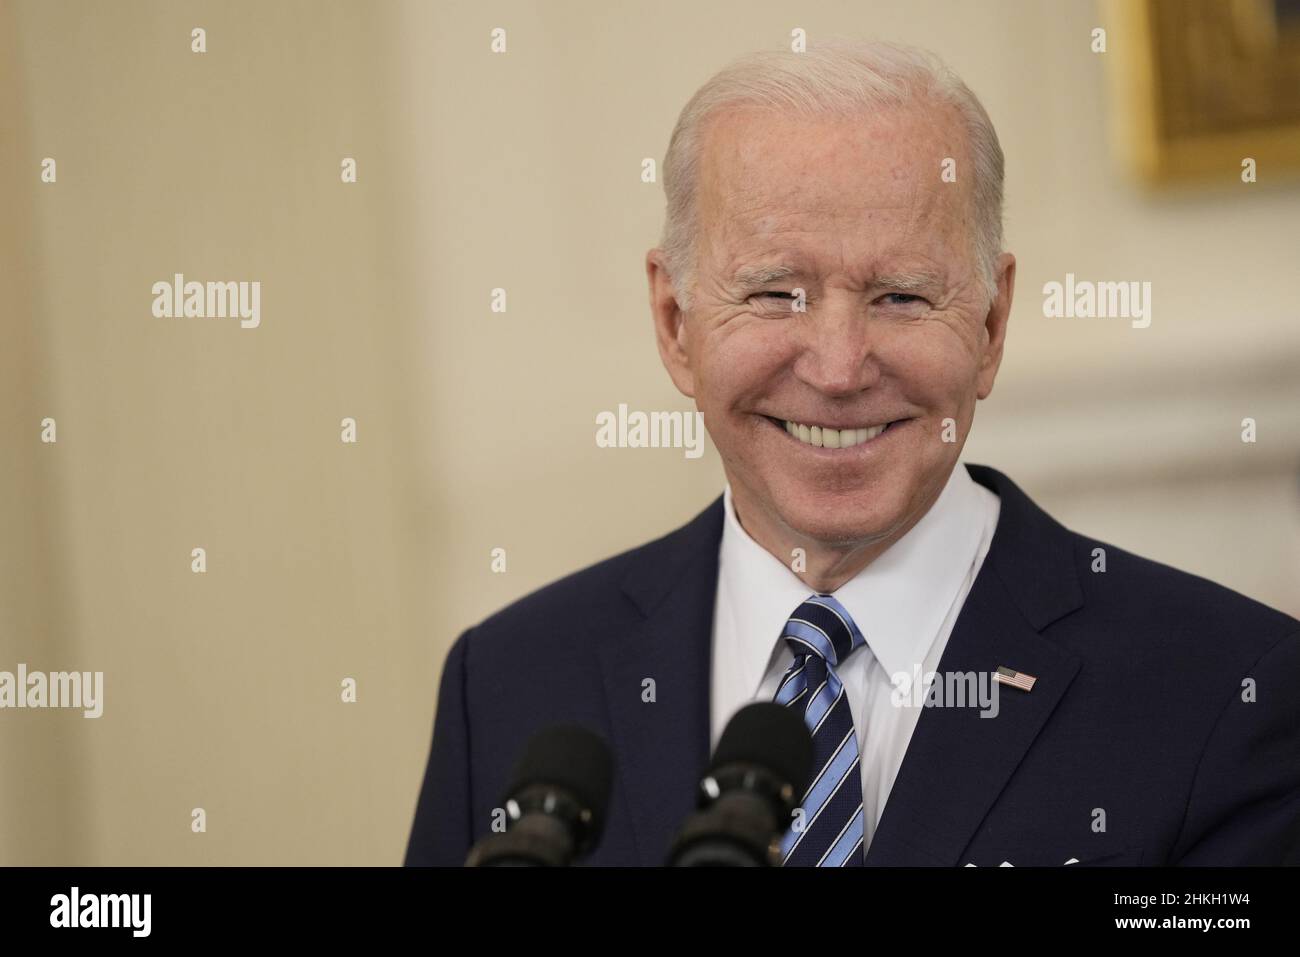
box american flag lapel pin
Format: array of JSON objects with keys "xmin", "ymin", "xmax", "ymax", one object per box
[{"xmin": 994, "ymin": 665, "xmax": 1037, "ymax": 692}]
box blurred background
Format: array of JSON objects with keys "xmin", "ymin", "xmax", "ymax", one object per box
[{"xmin": 2, "ymin": 0, "xmax": 1297, "ymax": 865}]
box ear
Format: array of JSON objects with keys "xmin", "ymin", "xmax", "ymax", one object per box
[
  {"xmin": 975, "ymin": 252, "xmax": 1015, "ymax": 400},
  {"xmin": 646, "ymin": 248, "xmax": 696, "ymax": 398}
]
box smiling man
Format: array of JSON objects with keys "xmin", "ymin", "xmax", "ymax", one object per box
[
  {"xmin": 648, "ymin": 70, "xmax": 1011, "ymax": 591},
  {"xmin": 406, "ymin": 39, "xmax": 1300, "ymax": 867}
]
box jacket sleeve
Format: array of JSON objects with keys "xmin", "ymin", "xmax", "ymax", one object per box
[
  {"xmin": 1171, "ymin": 629, "xmax": 1300, "ymax": 865},
  {"xmin": 403, "ymin": 627, "xmax": 474, "ymax": 866}
]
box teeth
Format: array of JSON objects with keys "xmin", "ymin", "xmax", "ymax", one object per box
[{"xmin": 781, "ymin": 419, "xmax": 887, "ymax": 448}]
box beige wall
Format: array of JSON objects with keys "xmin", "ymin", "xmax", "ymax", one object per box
[{"xmin": 3, "ymin": 0, "xmax": 1296, "ymax": 865}]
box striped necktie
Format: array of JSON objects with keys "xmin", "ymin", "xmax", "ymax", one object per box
[{"xmin": 773, "ymin": 593, "xmax": 868, "ymax": 867}]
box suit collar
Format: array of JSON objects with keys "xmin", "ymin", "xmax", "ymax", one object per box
[
  {"xmin": 964, "ymin": 463, "xmax": 1085, "ymax": 631},
  {"xmin": 622, "ymin": 463, "xmax": 1085, "ymax": 629}
]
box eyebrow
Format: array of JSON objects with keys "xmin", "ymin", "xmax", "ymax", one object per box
[
  {"xmin": 730, "ymin": 264, "xmax": 945, "ymax": 294},
  {"xmin": 873, "ymin": 270, "xmax": 945, "ymax": 293},
  {"xmin": 730, "ymin": 264, "xmax": 800, "ymax": 290}
]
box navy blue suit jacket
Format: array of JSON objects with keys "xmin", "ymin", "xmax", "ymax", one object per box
[{"xmin": 404, "ymin": 465, "xmax": 1300, "ymax": 866}]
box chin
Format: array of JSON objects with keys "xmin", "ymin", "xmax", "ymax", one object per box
[{"xmin": 768, "ymin": 478, "xmax": 913, "ymax": 548}]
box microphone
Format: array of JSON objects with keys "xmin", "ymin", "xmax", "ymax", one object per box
[
  {"xmin": 465, "ymin": 723, "xmax": 614, "ymax": 867},
  {"xmin": 667, "ymin": 702, "xmax": 813, "ymax": 866}
]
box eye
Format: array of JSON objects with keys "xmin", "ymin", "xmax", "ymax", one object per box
[
  {"xmin": 751, "ymin": 291, "xmax": 796, "ymax": 300},
  {"xmin": 879, "ymin": 293, "xmax": 926, "ymax": 305}
]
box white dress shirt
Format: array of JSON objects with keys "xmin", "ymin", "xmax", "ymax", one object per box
[{"xmin": 710, "ymin": 462, "xmax": 1001, "ymax": 854}]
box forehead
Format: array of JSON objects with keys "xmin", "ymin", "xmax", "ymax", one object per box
[{"xmin": 695, "ymin": 102, "xmax": 971, "ymax": 270}]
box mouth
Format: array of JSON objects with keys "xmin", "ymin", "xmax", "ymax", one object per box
[{"xmin": 761, "ymin": 414, "xmax": 909, "ymax": 450}]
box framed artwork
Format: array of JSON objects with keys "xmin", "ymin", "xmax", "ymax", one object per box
[{"xmin": 1105, "ymin": 0, "xmax": 1300, "ymax": 183}]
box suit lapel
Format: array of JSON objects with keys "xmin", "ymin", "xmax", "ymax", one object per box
[
  {"xmin": 864, "ymin": 568, "xmax": 1082, "ymax": 864},
  {"xmin": 866, "ymin": 465, "xmax": 1086, "ymax": 865},
  {"xmin": 599, "ymin": 498, "xmax": 722, "ymax": 865}
]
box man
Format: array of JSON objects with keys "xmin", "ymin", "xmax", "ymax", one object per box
[{"xmin": 405, "ymin": 40, "xmax": 1300, "ymax": 866}]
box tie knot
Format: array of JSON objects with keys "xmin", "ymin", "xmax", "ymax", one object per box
[{"xmin": 781, "ymin": 594, "xmax": 866, "ymax": 669}]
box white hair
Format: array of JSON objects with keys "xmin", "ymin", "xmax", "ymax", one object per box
[{"xmin": 658, "ymin": 39, "xmax": 1005, "ymax": 310}]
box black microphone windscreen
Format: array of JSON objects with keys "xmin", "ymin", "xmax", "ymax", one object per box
[
  {"xmin": 711, "ymin": 702, "xmax": 813, "ymax": 794},
  {"xmin": 509, "ymin": 723, "xmax": 614, "ymax": 825}
]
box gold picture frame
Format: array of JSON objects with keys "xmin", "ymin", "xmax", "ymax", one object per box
[{"xmin": 1104, "ymin": 0, "xmax": 1300, "ymax": 184}]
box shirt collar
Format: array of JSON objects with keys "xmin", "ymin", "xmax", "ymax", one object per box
[{"xmin": 718, "ymin": 463, "xmax": 996, "ymax": 687}]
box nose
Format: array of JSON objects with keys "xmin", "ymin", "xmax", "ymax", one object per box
[{"xmin": 792, "ymin": 298, "xmax": 881, "ymax": 398}]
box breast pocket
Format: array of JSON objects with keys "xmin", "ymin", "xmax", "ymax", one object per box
[{"xmin": 1065, "ymin": 844, "xmax": 1146, "ymax": 866}]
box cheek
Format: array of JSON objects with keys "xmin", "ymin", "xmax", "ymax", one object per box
[
  {"xmin": 883, "ymin": 322, "xmax": 982, "ymax": 405},
  {"xmin": 695, "ymin": 322, "xmax": 789, "ymax": 410}
]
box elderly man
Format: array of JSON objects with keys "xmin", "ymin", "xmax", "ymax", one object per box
[{"xmin": 405, "ymin": 40, "xmax": 1300, "ymax": 867}]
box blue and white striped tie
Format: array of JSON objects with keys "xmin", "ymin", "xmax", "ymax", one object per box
[{"xmin": 773, "ymin": 594, "xmax": 868, "ymax": 867}]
